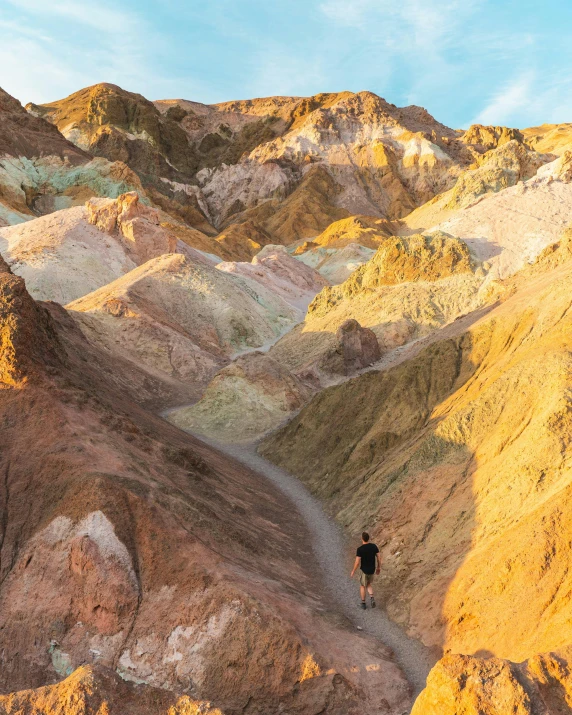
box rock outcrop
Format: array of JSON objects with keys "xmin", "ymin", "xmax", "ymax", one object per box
[
  {"xmin": 320, "ymin": 319, "xmax": 381, "ymax": 375},
  {"xmin": 0, "ymin": 270, "xmax": 63, "ymax": 387},
  {"xmin": 446, "ymin": 139, "xmax": 550, "ymax": 209},
  {"xmin": 87, "ymin": 192, "xmax": 177, "ymax": 264},
  {"xmin": 0, "ymin": 665, "xmax": 224, "ymax": 715},
  {"xmin": 304, "ymin": 214, "xmax": 394, "ymax": 250},
  {"xmin": 460, "ymin": 124, "xmax": 524, "ymax": 153},
  {"xmin": 413, "ymin": 648, "xmax": 572, "ymax": 715},
  {"xmin": 0, "ymin": 88, "xmax": 87, "ymax": 162}
]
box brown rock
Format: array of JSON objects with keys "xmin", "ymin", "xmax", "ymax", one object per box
[
  {"xmin": 320, "ymin": 319, "xmax": 381, "ymax": 375},
  {"xmin": 0, "ymin": 664, "xmax": 224, "ymax": 715},
  {"xmin": 87, "ymin": 192, "xmax": 177, "ymax": 264},
  {"xmin": 0, "ymin": 87, "xmax": 87, "ymax": 162},
  {"xmin": 0, "ymin": 272, "xmax": 63, "ymax": 386}
]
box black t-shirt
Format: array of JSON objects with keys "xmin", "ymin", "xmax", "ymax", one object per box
[{"xmin": 357, "ymin": 543, "xmax": 379, "ymax": 575}]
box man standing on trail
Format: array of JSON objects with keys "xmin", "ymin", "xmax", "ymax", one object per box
[{"xmin": 350, "ymin": 531, "xmax": 380, "ymax": 609}]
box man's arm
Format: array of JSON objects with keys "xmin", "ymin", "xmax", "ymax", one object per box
[
  {"xmin": 350, "ymin": 556, "xmax": 361, "ymax": 577},
  {"xmin": 375, "ymin": 551, "xmax": 381, "ymax": 575}
]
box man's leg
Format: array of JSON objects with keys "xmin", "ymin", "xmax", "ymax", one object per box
[
  {"xmin": 359, "ymin": 574, "xmax": 367, "ymax": 608},
  {"xmin": 367, "ymin": 578, "xmax": 376, "ymax": 607}
]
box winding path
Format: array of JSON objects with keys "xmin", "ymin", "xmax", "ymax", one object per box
[{"xmin": 180, "ymin": 432, "xmax": 436, "ymax": 697}]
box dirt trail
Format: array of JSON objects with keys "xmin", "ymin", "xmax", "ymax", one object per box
[{"xmin": 162, "ymin": 425, "xmax": 436, "ymax": 697}]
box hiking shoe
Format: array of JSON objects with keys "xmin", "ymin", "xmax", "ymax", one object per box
[
  {"xmin": 360, "ymin": 601, "xmax": 366, "ymax": 610},
  {"xmin": 370, "ymin": 597, "xmax": 376, "ymax": 608}
]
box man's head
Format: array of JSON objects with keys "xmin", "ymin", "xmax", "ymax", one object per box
[{"xmin": 362, "ymin": 531, "xmax": 370, "ymax": 543}]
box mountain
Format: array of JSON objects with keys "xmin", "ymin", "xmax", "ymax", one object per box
[
  {"xmin": 5, "ymin": 76, "xmax": 572, "ymax": 713},
  {"xmin": 32, "ymin": 85, "xmax": 523, "ymax": 248},
  {"xmin": 0, "ymin": 87, "xmax": 142, "ymax": 228},
  {"xmin": 0, "ymin": 232, "xmax": 410, "ymax": 713}
]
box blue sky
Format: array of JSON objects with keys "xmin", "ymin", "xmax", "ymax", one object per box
[{"xmin": 0, "ymin": 0, "xmax": 571, "ymax": 129}]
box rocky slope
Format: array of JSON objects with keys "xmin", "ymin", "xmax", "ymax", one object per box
[
  {"xmin": 193, "ymin": 91, "xmax": 473, "ymax": 232},
  {"xmin": 288, "ymin": 214, "xmax": 392, "ymax": 283},
  {"xmin": 172, "ymin": 231, "xmax": 486, "ymax": 443},
  {"xmin": 0, "ymin": 665, "xmax": 224, "ymax": 715},
  {"xmin": 401, "ymin": 148, "xmax": 572, "ymax": 280},
  {"xmin": 0, "ymin": 192, "xmax": 208, "ymax": 304},
  {"xmin": 282, "ymin": 230, "xmax": 484, "ymax": 367},
  {"xmin": 293, "ymin": 242, "xmax": 377, "ymax": 284},
  {"xmin": 522, "ymin": 122, "xmax": 572, "ymax": 155},
  {"xmin": 260, "ymin": 228, "xmax": 572, "ymax": 671},
  {"xmin": 0, "ymin": 87, "xmax": 143, "ymax": 228},
  {"xmin": 27, "ymin": 83, "xmax": 215, "ymax": 233},
  {"xmin": 67, "ymin": 248, "xmax": 306, "ymax": 399},
  {"xmin": 215, "ymin": 244, "xmax": 328, "ymax": 312},
  {"xmin": 0, "ymin": 241, "xmax": 410, "ymax": 713},
  {"xmin": 36, "ymin": 85, "xmax": 533, "ymax": 250}
]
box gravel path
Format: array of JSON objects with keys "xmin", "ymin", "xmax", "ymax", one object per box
[{"xmin": 181, "ymin": 432, "xmax": 436, "ymax": 697}]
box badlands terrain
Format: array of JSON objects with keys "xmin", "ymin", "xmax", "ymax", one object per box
[{"xmin": 2, "ymin": 81, "xmax": 572, "ymax": 714}]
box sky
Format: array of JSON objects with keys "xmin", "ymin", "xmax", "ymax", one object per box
[{"xmin": 0, "ymin": 0, "xmax": 571, "ymax": 129}]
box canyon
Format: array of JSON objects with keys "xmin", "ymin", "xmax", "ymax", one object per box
[{"xmin": 1, "ymin": 80, "xmax": 572, "ymax": 714}]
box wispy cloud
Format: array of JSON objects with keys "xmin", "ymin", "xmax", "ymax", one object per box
[
  {"xmin": 6, "ymin": 0, "xmax": 140, "ymax": 34},
  {"xmin": 473, "ymin": 73, "xmax": 535, "ymax": 126},
  {"xmin": 319, "ymin": 0, "xmax": 378, "ymax": 28},
  {"xmin": 473, "ymin": 71, "xmax": 572, "ymax": 128},
  {"xmin": 316, "ymin": 0, "xmax": 486, "ymax": 111},
  {"xmin": 1, "ymin": 0, "xmax": 571, "ymax": 127},
  {"xmin": 0, "ymin": 0, "xmax": 184, "ymax": 103}
]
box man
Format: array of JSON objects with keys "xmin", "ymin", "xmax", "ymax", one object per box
[{"xmin": 350, "ymin": 531, "xmax": 380, "ymax": 609}]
